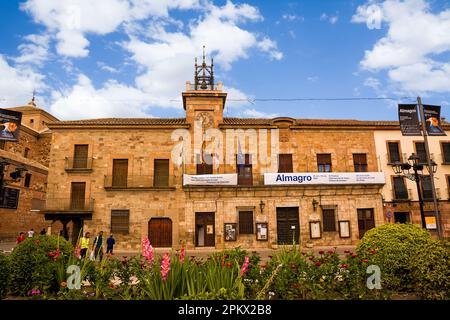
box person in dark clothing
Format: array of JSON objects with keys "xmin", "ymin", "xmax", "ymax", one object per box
[
  {"xmin": 92, "ymin": 231, "xmax": 104, "ymax": 261},
  {"xmin": 40, "ymin": 228, "xmax": 46, "ymax": 235},
  {"xmin": 106, "ymin": 234, "xmax": 115, "ymax": 254}
]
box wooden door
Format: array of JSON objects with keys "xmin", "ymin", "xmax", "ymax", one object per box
[
  {"xmin": 357, "ymin": 208, "xmax": 375, "ymax": 239},
  {"xmin": 195, "ymin": 212, "xmax": 215, "ymax": 247},
  {"xmin": 112, "ymin": 159, "xmax": 128, "ymax": 187},
  {"xmin": 70, "ymin": 182, "xmax": 86, "ymax": 210},
  {"xmin": 276, "ymin": 207, "xmax": 300, "ymax": 244},
  {"xmin": 73, "ymin": 144, "xmax": 88, "ymax": 168},
  {"xmin": 148, "ymin": 218, "xmax": 172, "ymax": 247},
  {"xmin": 154, "ymin": 159, "xmax": 169, "ymax": 187}
]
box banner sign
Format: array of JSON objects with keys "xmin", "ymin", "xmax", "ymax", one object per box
[
  {"xmin": 0, "ymin": 108, "xmax": 22, "ymax": 142},
  {"xmin": 264, "ymin": 172, "xmax": 385, "ymax": 185},
  {"xmin": 183, "ymin": 174, "xmax": 237, "ymax": 186},
  {"xmin": 398, "ymin": 104, "xmax": 421, "ymax": 136},
  {"xmin": 423, "ymin": 105, "xmax": 446, "ymax": 136}
]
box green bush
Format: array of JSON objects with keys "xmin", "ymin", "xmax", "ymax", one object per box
[
  {"xmin": 0, "ymin": 252, "xmax": 10, "ymax": 299},
  {"xmin": 411, "ymin": 240, "xmax": 450, "ymax": 300},
  {"xmin": 8, "ymin": 235, "xmax": 74, "ymax": 296},
  {"xmin": 357, "ymin": 223, "xmax": 433, "ymax": 291}
]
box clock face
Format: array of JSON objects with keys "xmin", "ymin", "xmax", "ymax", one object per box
[{"xmin": 196, "ymin": 112, "xmax": 213, "ymax": 129}]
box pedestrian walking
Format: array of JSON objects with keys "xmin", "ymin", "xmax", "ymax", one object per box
[
  {"xmin": 93, "ymin": 231, "xmax": 104, "ymax": 261},
  {"xmin": 106, "ymin": 234, "xmax": 115, "ymax": 254},
  {"xmin": 27, "ymin": 228, "xmax": 35, "ymax": 238},
  {"xmin": 80, "ymin": 232, "xmax": 90, "ymax": 258}
]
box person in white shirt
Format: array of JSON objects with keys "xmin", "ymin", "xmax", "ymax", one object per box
[{"xmin": 27, "ymin": 228, "xmax": 34, "ymax": 238}]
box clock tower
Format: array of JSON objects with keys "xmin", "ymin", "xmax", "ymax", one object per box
[{"xmin": 183, "ymin": 46, "xmax": 227, "ymax": 129}]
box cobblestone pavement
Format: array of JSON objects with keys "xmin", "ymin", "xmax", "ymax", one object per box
[{"xmin": 1, "ymin": 240, "xmax": 356, "ymax": 262}]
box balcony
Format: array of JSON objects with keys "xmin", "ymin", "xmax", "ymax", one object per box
[
  {"xmin": 423, "ymin": 188, "xmax": 440, "ymax": 201},
  {"xmin": 65, "ymin": 157, "xmax": 93, "ymax": 173},
  {"xmin": 44, "ymin": 197, "xmax": 94, "ymax": 213},
  {"xmin": 386, "ymin": 153, "xmax": 407, "ymax": 165},
  {"xmin": 104, "ymin": 175, "xmax": 175, "ymax": 190}
]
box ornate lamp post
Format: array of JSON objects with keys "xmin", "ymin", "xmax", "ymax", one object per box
[{"xmin": 392, "ymin": 153, "xmax": 437, "ymax": 229}]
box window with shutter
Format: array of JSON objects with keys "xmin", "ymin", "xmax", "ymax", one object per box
[
  {"xmin": 24, "ymin": 173, "xmax": 32, "ymax": 188},
  {"xmin": 442, "ymin": 143, "xmax": 450, "ymax": 163},
  {"xmin": 70, "ymin": 182, "xmax": 86, "ymax": 210},
  {"xmin": 421, "ymin": 175, "xmax": 433, "ymax": 199},
  {"xmin": 73, "ymin": 144, "xmax": 89, "ymax": 168},
  {"xmin": 237, "ymin": 154, "xmax": 252, "ymax": 185},
  {"xmin": 239, "ymin": 211, "xmax": 254, "ymax": 234},
  {"xmin": 0, "ymin": 140, "xmax": 5, "ymax": 150},
  {"xmin": 415, "ymin": 142, "xmax": 427, "ymax": 163},
  {"xmin": 322, "ymin": 209, "xmax": 336, "ymax": 232},
  {"xmin": 317, "ymin": 154, "xmax": 332, "ymax": 172},
  {"xmin": 196, "ymin": 154, "xmax": 213, "ymax": 174},
  {"xmin": 154, "ymin": 159, "xmax": 169, "ymax": 187},
  {"xmin": 111, "ymin": 210, "xmax": 129, "ymax": 234},
  {"xmin": 388, "ymin": 142, "xmax": 401, "ymax": 163},
  {"xmin": 393, "ymin": 176, "xmax": 408, "ymax": 199},
  {"xmin": 353, "ymin": 154, "xmax": 368, "ymax": 172},
  {"xmin": 278, "ymin": 154, "xmax": 293, "ymax": 173},
  {"xmin": 112, "ymin": 159, "xmax": 128, "ymax": 187}
]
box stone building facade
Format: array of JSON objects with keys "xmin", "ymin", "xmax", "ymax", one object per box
[
  {"xmin": 0, "ymin": 102, "xmax": 58, "ymax": 240},
  {"xmin": 374, "ymin": 128, "xmax": 450, "ymax": 238},
  {"xmin": 45, "ymin": 74, "xmax": 390, "ymax": 251}
]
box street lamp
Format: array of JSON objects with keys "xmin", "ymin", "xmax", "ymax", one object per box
[{"xmin": 391, "ymin": 153, "xmax": 435, "ymax": 229}]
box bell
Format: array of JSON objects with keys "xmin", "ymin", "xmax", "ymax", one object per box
[{"xmin": 201, "ymin": 80, "xmax": 207, "ymax": 89}]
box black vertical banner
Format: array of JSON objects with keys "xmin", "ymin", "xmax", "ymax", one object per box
[
  {"xmin": 423, "ymin": 104, "xmax": 446, "ymax": 136},
  {"xmin": 398, "ymin": 104, "xmax": 421, "ymax": 136}
]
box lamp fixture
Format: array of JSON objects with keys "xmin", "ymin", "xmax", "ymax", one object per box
[
  {"xmin": 259, "ymin": 200, "xmax": 265, "ymax": 213},
  {"xmin": 312, "ymin": 199, "xmax": 319, "ymax": 211}
]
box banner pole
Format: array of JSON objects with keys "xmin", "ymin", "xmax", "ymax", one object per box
[{"xmin": 417, "ymin": 96, "xmax": 443, "ymax": 240}]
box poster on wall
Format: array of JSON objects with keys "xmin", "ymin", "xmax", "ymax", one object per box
[
  {"xmin": 0, "ymin": 108, "xmax": 22, "ymax": 142},
  {"xmin": 256, "ymin": 223, "xmax": 268, "ymax": 241},
  {"xmin": 224, "ymin": 223, "xmax": 237, "ymax": 241},
  {"xmin": 338, "ymin": 221, "xmax": 351, "ymax": 238},
  {"xmin": 423, "ymin": 105, "xmax": 446, "ymax": 136},
  {"xmin": 309, "ymin": 221, "xmax": 321, "ymax": 239},
  {"xmin": 425, "ymin": 216, "xmax": 437, "ymax": 230}
]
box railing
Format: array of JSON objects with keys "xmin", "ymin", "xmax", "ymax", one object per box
[
  {"xmin": 392, "ymin": 188, "xmax": 410, "ymax": 201},
  {"xmin": 104, "ymin": 175, "xmax": 175, "ymax": 189},
  {"xmin": 65, "ymin": 157, "xmax": 93, "ymax": 171},
  {"xmin": 45, "ymin": 197, "xmax": 94, "ymax": 211},
  {"xmin": 386, "ymin": 153, "xmax": 406, "ymax": 165}
]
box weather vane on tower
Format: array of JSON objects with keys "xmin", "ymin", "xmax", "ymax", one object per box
[{"xmin": 194, "ymin": 45, "xmax": 214, "ymax": 90}]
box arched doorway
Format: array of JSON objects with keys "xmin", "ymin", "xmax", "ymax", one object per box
[{"xmin": 148, "ymin": 218, "xmax": 172, "ymax": 247}]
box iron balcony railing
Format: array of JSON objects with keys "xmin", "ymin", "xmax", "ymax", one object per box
[
  {"xmin": 65, "ymin": 157, "xmax": 93, "ymax": 171},
  {"xmin": 104, "ymin": 175, "xmax": 175, "ymax": 189},
  {"xmin": 422, "ymin": 188, "xmax": 440, "ymax": 201},
  {"xmin": 45, "ymin": 197, "xmax": 94, "ymax": 212}
]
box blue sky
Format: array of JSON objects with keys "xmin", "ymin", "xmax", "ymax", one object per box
[{"xmin": 0, "ymin": 0, "xmax": 449, "ymax": 121}]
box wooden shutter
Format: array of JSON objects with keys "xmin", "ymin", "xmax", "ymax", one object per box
[
  {"xmin": 353, "ymin": 154, "xmax": 368, "ymax": 172},
  {"xmin": 322, "ymin": 209, "xmax": 336, "ymax": 232},
  {"xmin": 0, "ymin": 187, "xmax": 20, "ymax": 209},
  {"xmin": 73, "ymin": 144, "xmax": 88, "ymax": 168},
  {"xmin": 111, "ymin": 210, "xmax": 129, "ymax": 234},
  {"xmin": 421, "ymin": 175, "xmax": 433, "ymax": 199},
  {"xmin": 154, "ymin": 159, "xmax": 169, "ymax": 187},
  {"xmin": 70, "ymin": 182, "xmax": 86, "ymax": 210},
  {"xmin": 112, "ymin": 159, "xmax": 128, "ymax": 187},
  {"xmin": 317, "ymin": 154, "xmax": 332, "ymax": 172},
  {"xmin": 24, "ymin": 173, "xmax": 32, "ymax": 188},
  {"xmin": 393, "ymin": 176, "xmax": 408, "ymax": 199},
  {"xmin": 148, "ymin": 218, "xmax": 172, "ymax": 247},
  {"xmin": 239, "ymin": 211, "xmax": 254, "ymax": 234},
  {"xmin": 278, "ymin": 154, "xmax": 293, "ymax": 173},
  {"xmin": 415, "ymin": 143, "xmax": 427, "ymax": 163},
  {"xmin": 388, "ymin": 142, "xmax": 400, "ymax": 163},
  {"xmin": 442, "ymin": 143, "xmax": 450, "ymax": 163},
  {"xmin": 237, "ymin": 154, "xmax": 252, "ymax": 185}
]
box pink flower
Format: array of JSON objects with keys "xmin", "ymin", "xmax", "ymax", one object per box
[
  {"xmin": 240, "ymin": 256, "xmax": 250, "ymax": 277},
  {"xmin": 141, "ymin": 237, "xmax": 154, "ymax": 264},
  {"xmin": 54, "ymin": 248, "xmax": 60, "ymax": 259},
  {"xmin": 179, "ymin": 245, "xmax": 186, "ymax": 263},
  {"xmin": 48, "ymin": 251, "xmax": 55, "ymax": 258},
  {"xmin": 161, "ymin": 253, "xmax": 170, "ymax": 281},
  {"xmin": 340, "ymin": 264, "xmax": 348, "ymax": 269},
  {"xmin": 75, "ymin": 245, "xmax": 81, "ymax": 259},
  {"xmin": 315, "ymin": 262, "xmax": 321, "ymax": 267},
  {"xmin": 319, "ymin": 250, "xmax": 324, "ymax": 255}
]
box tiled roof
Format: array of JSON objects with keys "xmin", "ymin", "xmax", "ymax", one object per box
[
  {"xmin": 48, "ymin": 118, "xmax": 187, "ymax": 126},
  {"xmin": 222, "ymin": 117, "xmax": 400, "ymax": 126}
]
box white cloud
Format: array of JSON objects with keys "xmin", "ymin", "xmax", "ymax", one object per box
[
  {"xmin": 353, "ymin": 0, "xmax": 450, "ymax": 93},
  {"xmin": 282, "ymin": 14, "xmax": 303, "ymax": 22},
  {"xmin": 0, "ymin": 55, "xmax": 46, "ymax": 107},
  {"xmin": 20, "ymin": 0, "xmax": 201, "ymax": 57},
  {"xmin": 320, "ymin": 13, "xmax": 339, "ymax": 24},
  {"xmin": 13, "ymin": 34, "xmax": 50, "ymax": 66},
  {"xmin": 49, "ymin": 74, "xmax": 154, "ymax": 119},
  {"xmin": 97, "ymin": 61, "xmax": 119, "ymax": 73},
  {"xmin": 364, "ymin": 77, "xmax": 381, "ymax": 90},
  {"xmin": 307, "ymin": 76, "xmax": 319, "ymax": 82}
]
